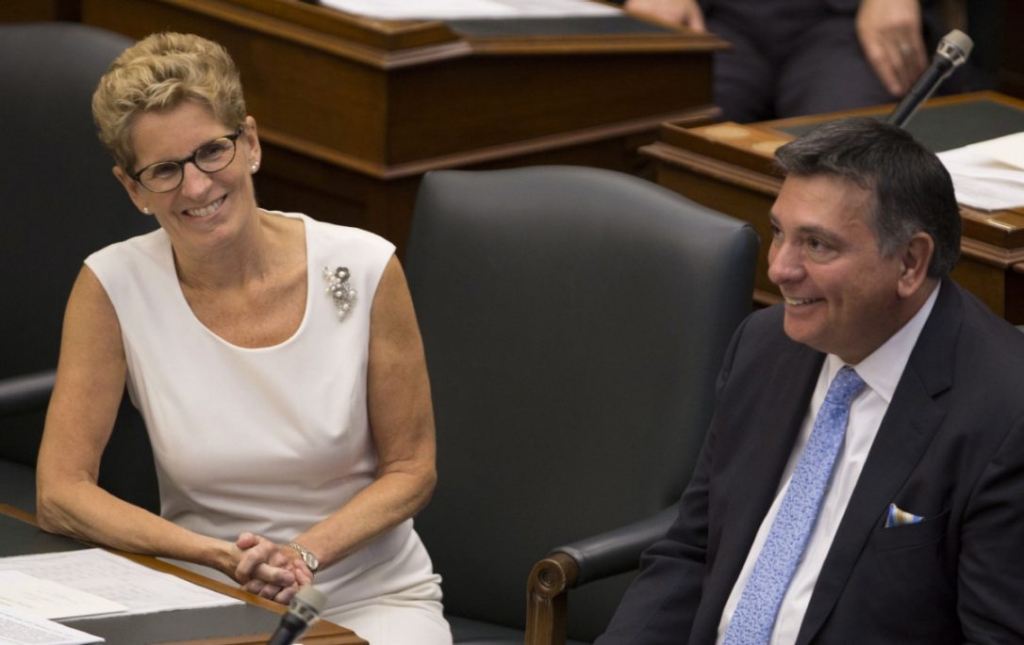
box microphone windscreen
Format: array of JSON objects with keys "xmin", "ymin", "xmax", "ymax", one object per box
[
  {"xmin": 292, "ymin": 585, "xmax": 327, "ymax": 619},
  {"xmin": 941, "ymin": 29, "xmax": 973, "ymax": 60},
  {"xmin": 266, "ymin": 586, "xmax": 328, "ymax": 645}
]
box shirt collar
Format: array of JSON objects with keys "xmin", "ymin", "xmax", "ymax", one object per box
[{"xmin": 824, "ymin": 282, "xmax": 941, "ymax": 405}]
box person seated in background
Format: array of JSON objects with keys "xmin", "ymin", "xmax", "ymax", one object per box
[
  {"xmin": 595, "ymin": 117, "xmax": 1024, "ymax": 644},
  {"xmin": 623, "ymin": 0, "xmax": 976, "ymax": 122},
  {"xmin": 35, "ymin": 31, "xmax": 452, "ymax": 645}
]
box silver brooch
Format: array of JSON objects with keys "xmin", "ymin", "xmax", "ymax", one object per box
[{"xmin": 324, "ymin": 266, "xmax": 357, "ymax": 320}]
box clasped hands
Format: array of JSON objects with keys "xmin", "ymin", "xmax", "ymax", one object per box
[{"xmin": 229, "ymin": 532, "xmax": 314, "ymax": 604}]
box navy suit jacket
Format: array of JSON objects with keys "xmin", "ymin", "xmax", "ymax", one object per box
[{"xmin": 597, "ymin": 280, "xmax": 1024, "ymax": 644}]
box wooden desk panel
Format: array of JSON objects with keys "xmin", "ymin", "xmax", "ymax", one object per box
[
  {"xmin": 0, "ymin": 504, "xmax": 363, "ymax": 645},
  {"xmin": 71, "ymin": 0, "xmax": 724, "ymax": 254},
  {"xmin": 642, "ymin": 92, "xmax": 1024, "ymax": 323}
]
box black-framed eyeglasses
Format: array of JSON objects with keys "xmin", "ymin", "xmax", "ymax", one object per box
[{"xmin": 130, "ymin": 128, "xmax": 243, "ymax": 193}]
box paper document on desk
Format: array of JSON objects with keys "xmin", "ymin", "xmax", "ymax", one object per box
[
  {"xmin": 318, "ymin": 0, "xmax": 621, "ymax": 20},
  {"xmin": 0, "ymin": 605, "xmax": 102, "ymax": 645},
  {"xmin": 937, "ymin": 131, "xmax": 1024, "ymax": 211},
  {"xmin": 0, "ymin": 571, "xmax": 126, "ymax": 620},
  {"xmin": 0, "ymin": 549, "xmax": 241, "ymax": 616}
]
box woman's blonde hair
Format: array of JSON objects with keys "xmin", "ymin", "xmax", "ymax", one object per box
[{"xmin": 92, "ymin": 32, "xmax": 246, "ymax": 172}]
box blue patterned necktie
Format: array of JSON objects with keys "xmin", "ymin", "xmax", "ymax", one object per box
[{"xmin": 723, "ymin": 366, "xmax": 866, "ymax": 645}]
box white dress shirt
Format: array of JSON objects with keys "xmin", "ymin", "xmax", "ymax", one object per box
[{"xmin": 715, "ymin": 284, "xmax": 940, "ymax": 645}]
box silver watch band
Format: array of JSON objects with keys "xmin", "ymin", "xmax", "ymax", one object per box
[{"xmin": 286, "ymin": 541, "xmax": 320, "ymax": 573}]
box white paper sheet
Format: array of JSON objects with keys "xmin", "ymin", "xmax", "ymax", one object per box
[
  {"xmin": 938, "ymin": 132, "xmax": 1024, "ymax": 211},
  {"xmin": 0, "ymin": 572, "xmax": 127, "ymax": 620},
  {"xmin": 318, "ymin": 0, "xmax": 621, "ymax": 20},
  {"xmin": 0, "ymin": 550, "xmax": 242, "ymax": 616},
  {"xmin": 0, "ymin": 606, "xmax": 102, "ymax": 645},
  {"xmin": 969, "ymin": 131, "xmax": 1024, "ymax": 171}
]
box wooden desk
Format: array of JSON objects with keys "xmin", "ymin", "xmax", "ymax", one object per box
[
  {"xmin": 0, "ymin": 504, "xmax": 364, "ymax": 645},
  {"xmin": 63, "ymin": 0, "xmax": 726, "ymax": 253},
  {"xmin": 641, "ymin": 91, "xmax": 1024, "ymax": 323}
]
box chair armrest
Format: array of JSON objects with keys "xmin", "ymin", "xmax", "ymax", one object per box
[
  {"xmin": 525, "ymin": 506, "xmax": 677, "ymax": 645},
  {"xmin": 551, "ymin": 505, "xmax": 677, "ymax": 586},
  {"xmin": 0, "ymin": 370, "xmax": 56, "ymax": 416}
]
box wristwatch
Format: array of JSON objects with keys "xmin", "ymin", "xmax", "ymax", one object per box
[{"xmin": 287, "ymin": 541, "xmax": 320, "ymax": 573}]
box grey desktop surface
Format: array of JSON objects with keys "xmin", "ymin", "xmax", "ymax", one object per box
[
  {"xmin": 0, "ymin": 460, "xmax": 36, "ymax": 514},
  {"xmin": 0, "ymin": 513, "xmax": 282, "ymax": 644},
  {"xmin": 63, "ymin": 604, "xmax": 282, "ymax": 645},
  {"xmin": 0, "ymin": 512, "xmax": 90, "ymax": 557},
  {"xmin": 777, "ymin": 98, "xmax": 1024, "ymax": 152}
]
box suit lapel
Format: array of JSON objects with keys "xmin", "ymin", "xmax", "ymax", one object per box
[
  {"xmin": 729, "ymin": 346, "xmax": 823, "ymax": 554},
  {"xmin": 691, "ymin": 343, "xmax": 823, "ymax": 643},
  {"xmin": 796, "ymin": 281, "xmax": 962, "ymax": 645}
]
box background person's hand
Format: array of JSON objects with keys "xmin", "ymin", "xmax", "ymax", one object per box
[
  {"xmin": 856, "ymin": 0, "xmax": 927, "ymax": 97},
  {"xmin": 625, "ymin": 0, "xmax": 706, "ymax": 31}
]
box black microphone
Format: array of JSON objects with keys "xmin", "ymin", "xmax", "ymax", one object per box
[
  {"xmin": 266, "ymin": 586, "xmax": 327, "ymax": 645},
  {"xmin": 886, "ymin": 29, "xmax": 973, "ymax": 128}
]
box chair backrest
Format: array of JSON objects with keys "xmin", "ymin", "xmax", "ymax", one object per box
[
  {"xmin": 0, "ymin": 22, "xmax": 155, "ymax": 381},
  {"xmin": 405, "ymin": 166, "xmax": 759, "ymax": 640},
  {"xmin": 0, "ymin": 23, "xmax": 159, "ymax": 512}
]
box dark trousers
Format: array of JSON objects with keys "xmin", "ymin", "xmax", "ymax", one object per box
[{"xmin": 705, "ymin": 0, "xmax": 952, "ymax": 122}]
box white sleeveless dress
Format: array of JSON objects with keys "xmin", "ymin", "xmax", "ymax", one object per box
[{"xmin": 86, "ymin": 212, "xmax": 451, "ymax": 644}]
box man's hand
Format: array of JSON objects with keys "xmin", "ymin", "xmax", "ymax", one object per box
[
  {"xmin": 856, "ymin": 0, "xmax": 928, "ymax": 97},
  {"xmin": 625, "ymin": 0, "xmax": 706, "ymax": 32}
]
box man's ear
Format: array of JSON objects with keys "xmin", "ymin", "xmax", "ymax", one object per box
[
  {"xmin": 112, "ymin": 165, "xmax": 150, "ymax": 215},
  {"xmin": 897, "ymin": 232, "xmax": 935, "ymax": 299}
]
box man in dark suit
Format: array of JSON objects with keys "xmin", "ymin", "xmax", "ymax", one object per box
[{"xmin": 596, "ymin": 117, "xmax": 1024, "ymax": 644}]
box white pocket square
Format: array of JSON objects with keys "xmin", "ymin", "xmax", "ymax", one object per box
[{"xmin": 885, "ymin": 503, "xmax": 925, "ymax": 528}]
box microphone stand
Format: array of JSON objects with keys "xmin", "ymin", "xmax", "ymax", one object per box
[{"xmin": 886, "ymin": 29, "xmax": 973, "ymax": 128}]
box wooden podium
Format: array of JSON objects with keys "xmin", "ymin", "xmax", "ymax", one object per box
[
  {"xmin": 71, "ymin": 0, "xmax": 725, "ymax": 253},
  {"xmin": 641, "ymin": 91, "xmax": 1024, "ymax": 324}
]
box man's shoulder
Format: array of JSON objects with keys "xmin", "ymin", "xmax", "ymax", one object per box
[
  {"xmin": 908, "ymin": 283, "xmax": 1024, "ymax": 426},
  {"xmin": 733, "ymin": 304, "xmax": 801, "ymax": 356},
  {"xmin": 948, "ymin": 283, "xmax": 1024, "ymax": 378},
  {"xmin": 717, "ymin": 304, "xmax": 819, "ymax": 389},
  {"xmin": 744, "ymin": 303, "xmax": 786, "ymax": 333}
]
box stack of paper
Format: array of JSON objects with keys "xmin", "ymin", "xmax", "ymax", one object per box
[
  {"xmin": 0, "ymin": 549, "xmax": 245, "ymax": 644},
  {"xmin": 0, "ymin": 549, "xmax": 242, "ymax": 616},
  {"xmin": 937, "ymin": 132, "xmax": 1024, "ymax": 211},
  {"xmin": 0, "ymin": 605, "xmax": 103, "ymax": 645},
  {"xmin": 318, "ymin": 0, "xmax": 621, "ymax": 20},
  {"xmin": 0, "ymin": 571, "xmax": 127, "ymax": 620},
  {"xmin": 0, "ymin": 571, "xmax": 121, "ymax": 644}
]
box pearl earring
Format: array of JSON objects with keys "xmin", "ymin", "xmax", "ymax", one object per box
[
  {"xmin": 251, "ymin": 161, "xmax": 260, "ymax": 173},
  {"xmin": 143, "ymin": 206, "xmax": 150, "ymax": 214}
]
